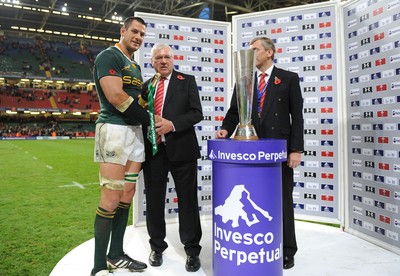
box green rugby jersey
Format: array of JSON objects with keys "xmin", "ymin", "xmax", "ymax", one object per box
[{"xmin": 93, "ymin": 45, "xmax": 144, "ymax": 125}]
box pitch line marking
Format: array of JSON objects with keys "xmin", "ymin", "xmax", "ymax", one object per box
[{"xmin": 59, "ymin": 182, "xmax": 99, "ymax": 189}]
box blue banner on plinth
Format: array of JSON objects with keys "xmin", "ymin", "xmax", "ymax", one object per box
[{"xmin": 208, "ymin": 139, "xmax": 287, "ymax": 276}]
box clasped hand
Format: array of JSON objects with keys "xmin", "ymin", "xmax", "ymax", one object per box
[{"xmin": 155, "ymin": 115, "xmax": 173, "ymax": 135}]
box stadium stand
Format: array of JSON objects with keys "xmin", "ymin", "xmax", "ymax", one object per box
[
  {"xmin": 0, "ymin": 87, "xmax": 100, "ymax": 111},
  {"xmin": 0, "ymin": 34, "xmax": 98, "ymax": 80},
  {"xmin": 0, "ymin": 33, "xmax": 108, "ymax": 138},
  {"xmin": 0, "ymin": 115, "xmax": 95, "ymax": 138}
]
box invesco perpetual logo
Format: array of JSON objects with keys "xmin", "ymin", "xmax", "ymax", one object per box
[
  {"xmin": 208, "ymin": 149, "xmax": 287, "ymax": 162},
  {"xmin": 215, "ymin": 185, "xmax": 273, "ymax": 228},
  {"xmin": 213, "ymin": 184, "xmax": 281, "ymax": 266}
]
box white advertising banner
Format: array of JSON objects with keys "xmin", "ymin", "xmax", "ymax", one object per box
[
  {"xmin": 232, "ymin": 2, "xmax": 341, "ymax": 223},
  {"xmin": 134, "ymin": 12, "xmax": 231, "ymax": 224},
  {"xmin": 343, "ymin": 0, "xmax": 400, "ymax": 254}
]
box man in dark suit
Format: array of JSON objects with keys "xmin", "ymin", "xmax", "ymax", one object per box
[
  {"xmin": 141, "ymin": 43, "xmax": 203, "ymax": 272},
  {"xmin": 216, "ymin": 37, "xmax": 304, "ymax": 270}
]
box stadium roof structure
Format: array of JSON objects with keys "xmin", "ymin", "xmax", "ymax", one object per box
[{"xmin": 0, "ymin": 0, "xmax": 327, "ymax": 42}]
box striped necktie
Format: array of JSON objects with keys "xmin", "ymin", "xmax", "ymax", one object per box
[
  {"xmin": 154, "ymin": 77, "xmax": 165, "ymax": 116},
  {"xmin": 259, "ymin": 73, "xmax": 267, "ymax": 112},
  {"xmin": 154, "ymin": 77, "xmax": 165, "ymax": 144}
]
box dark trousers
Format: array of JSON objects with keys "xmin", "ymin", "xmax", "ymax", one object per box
[
  {"xmin": 281, "ymin": 163, "xmax": 297, "ymax": 257},
  {"xmin": 142, "ymin": 144, "xmax": 202, "ymax": 256}
]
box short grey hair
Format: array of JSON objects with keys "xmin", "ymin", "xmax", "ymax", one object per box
[
  {"xmin": 250, "ymin": 37, "xmax": 276, "ymax": 59},
  {"xmin": 150, "ymin": 43, "xmax": 174, "ymax": 58}
]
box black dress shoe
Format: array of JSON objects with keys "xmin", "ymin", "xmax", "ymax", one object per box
[
  {"xmin": 185, "ymin": 255, "xmax": 201, "ymax": 272},
  {"xmin": 149, "ymin": 251, "xmax": 163, "ymax": 267},
  {"xmin": 283, "ymin": 256, "xmax": 294, "ymax": 269}
]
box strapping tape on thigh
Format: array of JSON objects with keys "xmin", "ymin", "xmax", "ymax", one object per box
[{"xmin": 99, "ymin": 174, "xmax": 125, "ymax": 190}]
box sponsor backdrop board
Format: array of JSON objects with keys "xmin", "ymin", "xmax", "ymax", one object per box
[
  {"xmin": 343, "ymin": 0, "xmax": 400, "ymax": 253},
  {"xmin": 134, "ymin": 12, "xmax": 231, "ymax": 224},
  {"xmin": 232, "ymin": 2, "xmax": 341, "ymax": 222}
]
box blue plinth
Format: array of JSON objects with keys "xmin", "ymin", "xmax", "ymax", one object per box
[{"xmin": 208, "ymin": 139, "xmax": 287, "ymax": 276}]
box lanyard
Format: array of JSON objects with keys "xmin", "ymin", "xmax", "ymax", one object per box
[{"xmin": 147, "ymin": 82, "xmax": 158, "ymax": 155}]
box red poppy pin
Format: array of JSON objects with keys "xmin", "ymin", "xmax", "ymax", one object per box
[
  {"xmin": 177, "ymin": 74, "xmax": 185, "ymax": 80},
  {"xmin": 109, "ymin": 69, "xmax": 116, "ymax": 75},
  {"xmin": 274, "ymin": 76, "xmax": 281, "ymax": 85}
]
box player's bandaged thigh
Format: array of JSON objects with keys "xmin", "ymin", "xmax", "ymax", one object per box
[{"xmin": 99, "ymin": 174, "xmax": 125, "ymax": 190}]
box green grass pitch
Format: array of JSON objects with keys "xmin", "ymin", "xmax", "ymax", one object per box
[{"xmin": 0, "ymin": 139, "xmax": 119, "ymax": 275}]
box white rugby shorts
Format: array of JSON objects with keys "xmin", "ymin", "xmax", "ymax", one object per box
[{"xmin": 94, "ymin": 123, "xmax": 145, "ymax": 165}]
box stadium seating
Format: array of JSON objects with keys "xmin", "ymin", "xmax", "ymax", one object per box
[
  {"xmin": 0, "ymin": 89, "xmax": 100, "ymax": 111},
  {"xmin": 0, "ymin": 34, "xmax": 106, "ymax": 80},
  {"xmin": 0, "ymin": 34, "xmax": 106, "ymax": 137}
]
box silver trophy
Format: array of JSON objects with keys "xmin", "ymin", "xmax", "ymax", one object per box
[{"xmin": 233, "ymin": 49, "xmax": 258, "ymax": 140}]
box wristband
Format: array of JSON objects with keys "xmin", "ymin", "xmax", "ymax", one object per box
[{"xmin": 117, "ymin": 96, "xmax": 134, "ymax": 112}]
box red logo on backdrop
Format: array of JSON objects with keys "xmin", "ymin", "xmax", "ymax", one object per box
[
  {"xmin": 173, "ymin": 197, "xmax": 179, "ymax": 203},
  {"xmin": 376, "ymin": 84, "xmax": 387, "ymax": 92},
  {"xmin": 373, "ymin": 7, "xmax": 384, "ymax": 16},
  {"xmin": 378, "ymin": 136, "xmax": 389, "ymax": 144},
  {"xmin": 215, "ymin": 96, "xmax": 224, "ymax": 102},
  {"xmin": 379, "ymin": 215, "xmax": 391, "ymax": 224},
  {"xmin": 321, "ymin": 107, "xmax": 333, "ymax": 113},
  {"xmin": 374, "ymin": 32, "xmax": 384, "ymax": 41},
  {"xmin": 320, "ymin": 64, "xmax": 332, "ymax": 70},
  {"xmin": 321, "ymin": 151, "xmax": 334, "ymax": 157},
  {"xmin": 215, "ymin": 58, "xmax": 224, "ymax": 63},
  {"xmin": 321, "ymin": 86, "xmax": 333, "ymax": 92},
  {"xmin": 321, "ymin": 173, "xmax": 334, "ymax": 179},
  {"xmin": 271, "ymin": 28, "xmax": 282, "ymax": 34},
  {"xmin": 321, "ymin": 129, "xmax": 334, "ymax": 135},
  {"xmin": 377, "ymin": 110, "xmax": 388, "ymax": 117},
  {"xmin": 109, "ymin": 69, "xmax": 116, "ymax": 75},
  {"xmin": 375, "ymin": 58, "xmax": 386, "ymax": 66},
  {"xmin": 379, "ymin": 163, "xmax": 390, "ymax": 170},
  {"xmin": 174, "ymin": 55, "xmax": 184, "ymax": 60},
  {"xmin": 215, "ymin": 77, "xmax": 224, "ymax": 82},
  {"xmin": 320, "ymin": 43, "xmax": 332, "ymax": 49},
  {"xmin": 379, "ymin": 188, "xmax": 390, "ymax": 197},
  {"xmin": 173, "ymin": 35, "xmax": 184, "ymax": 41},
  {"xmin": 215, "ymin": 116, "xmax": 224, "ymax": 121},
  {"xmin": 214, "ymin": 39, "xmax": 224, "ymax": 44},
  {"xmin": 319, "ymin": 22, "xmax": 332, "ymax": 28},
  {"xmin": 276, "ymin": 48, "xmax": 283, "ymax": 53},
  {"xmin": 321, "ymin": 195, "xmax": 334, "ymax": 201}
]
